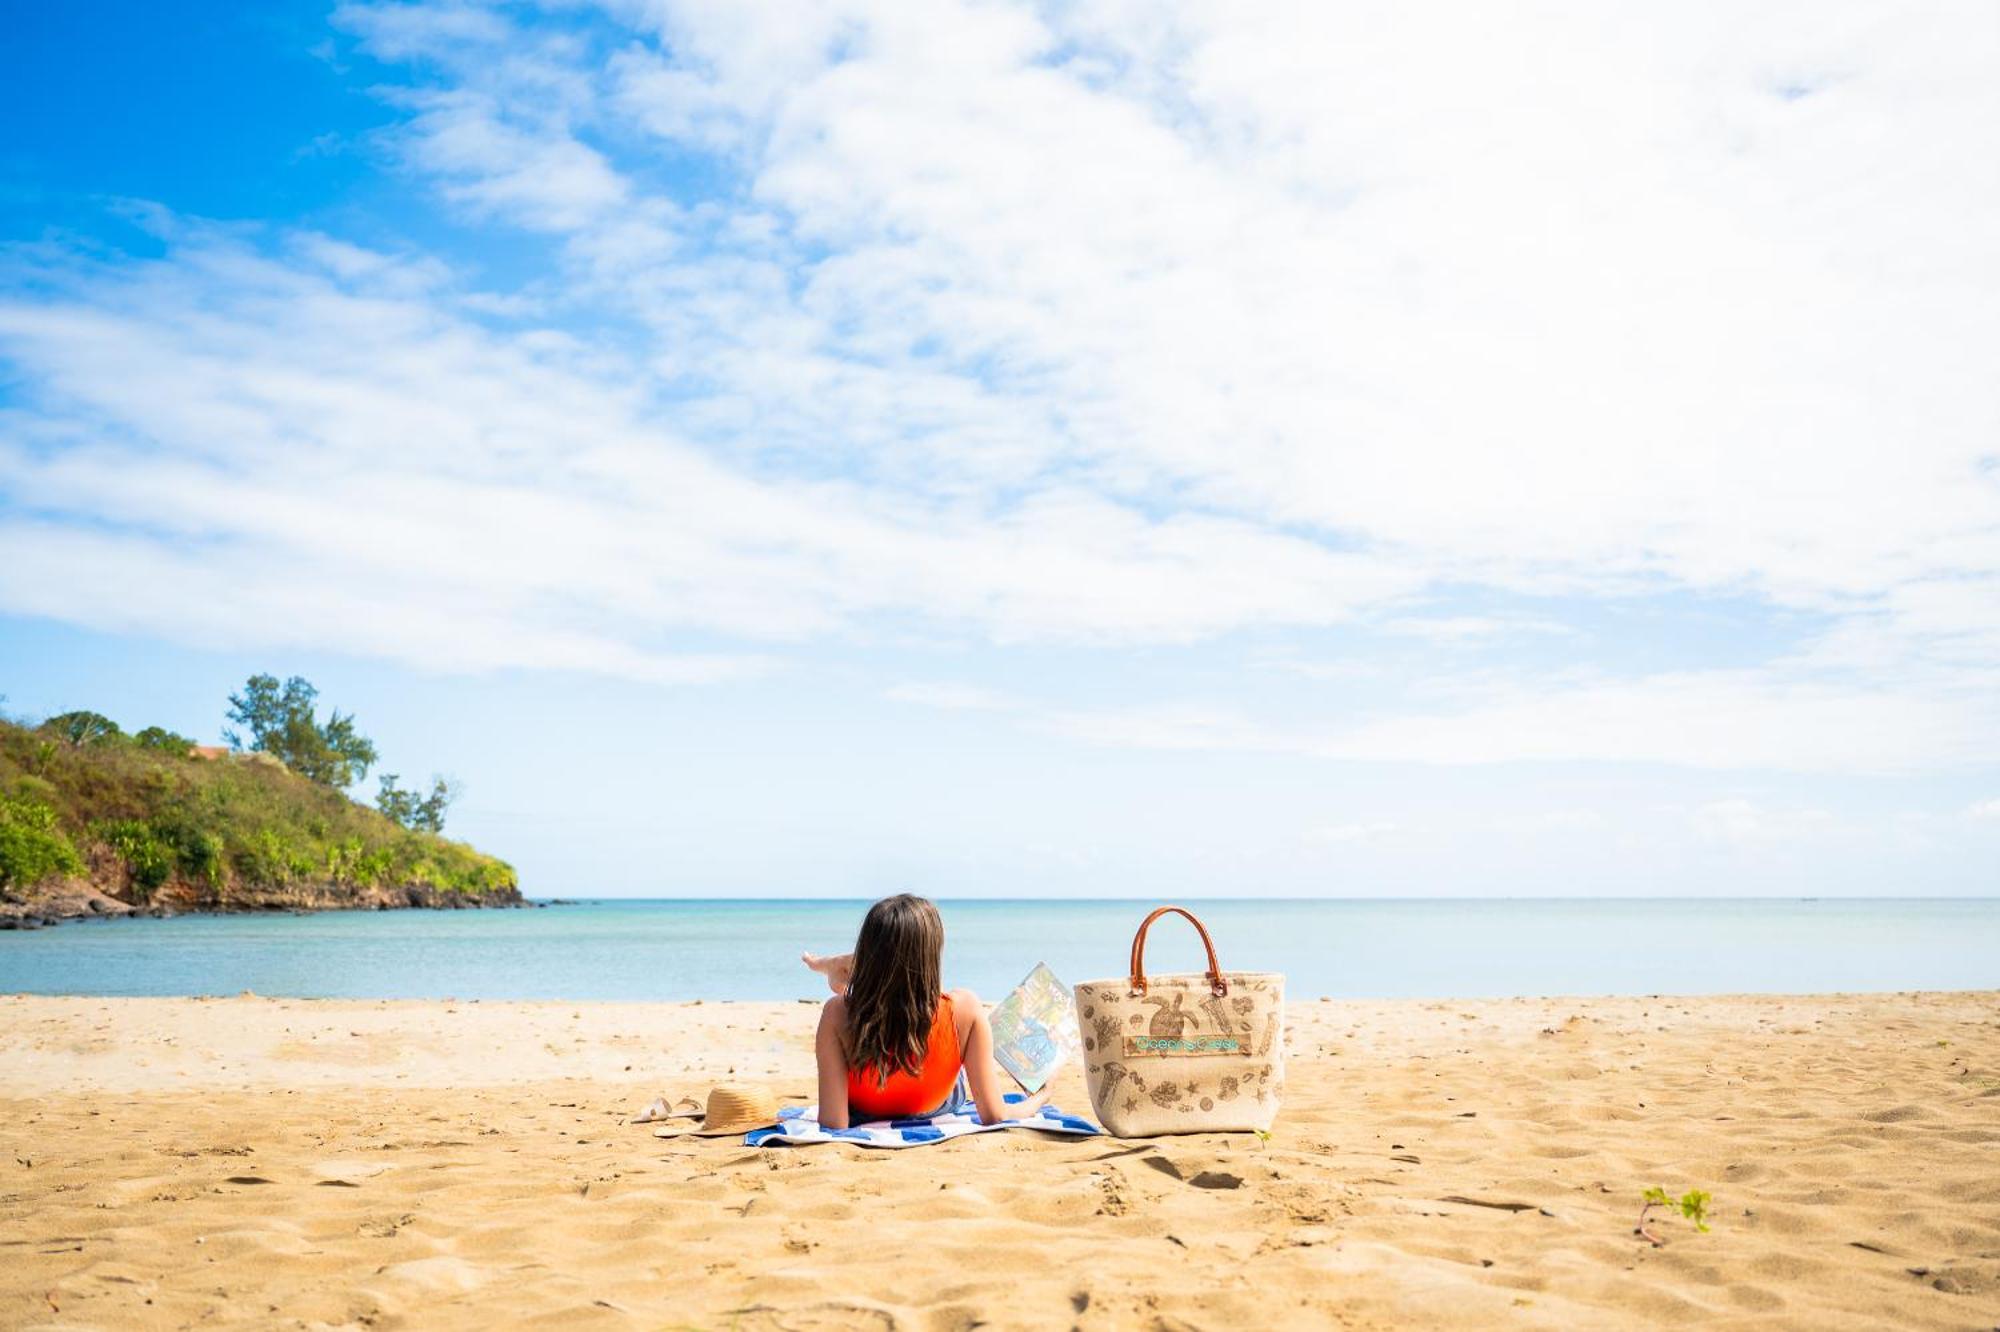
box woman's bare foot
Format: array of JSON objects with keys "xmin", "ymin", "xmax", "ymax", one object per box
[{"xmin": 801, "ymin": 951, "xmax": 854, "ymax": 995}]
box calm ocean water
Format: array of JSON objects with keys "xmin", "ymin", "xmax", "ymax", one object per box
[{"xmin": 1, "ymin": 898, "xmax": 1995, "ymax": 1001}]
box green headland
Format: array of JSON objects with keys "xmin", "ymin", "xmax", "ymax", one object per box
[{"xmin": 0, "ymin": 676, "xmax": 521, "ymax": 926}]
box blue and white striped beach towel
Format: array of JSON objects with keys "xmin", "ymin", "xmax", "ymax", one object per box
[{"xmin": 747, "ymin": 1093, "xmax": 1098, "ymax": 1148}]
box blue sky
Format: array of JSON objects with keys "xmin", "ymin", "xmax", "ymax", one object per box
[{"xmin": 2, "ymin": 1, "xmax": 1996, "ymax": 897}]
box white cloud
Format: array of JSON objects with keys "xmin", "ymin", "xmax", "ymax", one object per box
[
  {"xmin": 883, "ymin": 682, "xmax": 1022, "ymax": 713},
  {"xmin": 997, "ymin": 665, "xmax": 1993, "ymax": 773},
  {"xmin": 1968, "ymin": 798, "xmax": 2000, "ymax": 822},
  {"xmin": 0, "ymin": 232, "xmax": 1406, "ymax": 677},
  {"xmin": 1690, "ymin": 799, "xmax": 1835, "ymax": 847},
  {"xmin": 2, "ymin": 0, "xmax": 1997, "ymax": 780},
  {"xmin": 398, "ymin": 92, "xmax": 631, "ymax": 231},
  {"xmin": 1304, "ymin": 821, "xmax": 1398, "ymax": 846},
  {"xmin": 542, "ymin": 0, "xmax": 2000, "ymax": 614},
  {"xmin": 1317, "ymin": 672, "xmax": 1990, "ymax": 772},
  {"xmin": 369, "ymin": 0, "xmax": 1998, "ymax": 651},
  {"xmin": 1490, "ymin": 809, "xmax": 1606, "ymax": 833},
  {"xmin": 1374, "ymin": 616, "xmax": 1576, "ymax": 644}
]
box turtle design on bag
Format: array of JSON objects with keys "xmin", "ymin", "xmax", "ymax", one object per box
[{"xmin": 1141, "ymin": 991, "xmax": 1196, "ymax": 1039}]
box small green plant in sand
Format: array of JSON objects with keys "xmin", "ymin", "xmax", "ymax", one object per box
[{"xmin": 1636, "ymin": 1186, "xmax": 1711, "ymax": 1246}]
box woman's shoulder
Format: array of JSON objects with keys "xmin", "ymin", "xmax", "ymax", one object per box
[{"xmin": 945, "ymin": 986, "xmax": 981, "ymax": 1008}]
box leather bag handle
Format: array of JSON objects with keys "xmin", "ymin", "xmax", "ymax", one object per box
[{"xmin": 1128, "ymin": 905, "xmax": 1228, "ymax": 997}]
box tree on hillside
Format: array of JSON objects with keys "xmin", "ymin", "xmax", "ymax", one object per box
[
  {"xmin": 224, "ymin": 675, "xmax": 378, "ymax": 789},
  {"xmin": 376, "ymin": 773, "xmax": 458, "ymax": 834},
  {"xmin": 41, "ymin": 710, "xmax": 122, "ymax": 748},
  {"xmin": 133, "ymin": 726, "xmax": 196, "ymax": 755}
]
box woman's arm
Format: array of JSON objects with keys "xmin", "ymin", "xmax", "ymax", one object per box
[
  {"xmin": 814, "ymin": 996, "xmax": 853, "ymax": 1131},
  {"xmin": 956, "ymin": 990, "xmax": 1055, "ymax": 1124}
]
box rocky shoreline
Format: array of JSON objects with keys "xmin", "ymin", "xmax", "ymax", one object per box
[{"xmin": 0, "ymin": 877, "xmax": 526, "ymax": 929}]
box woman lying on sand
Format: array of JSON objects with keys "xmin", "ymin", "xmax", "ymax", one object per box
[{"xmin": 801, "ymin": 893, "xmax": 1060, "ymax": 1130}]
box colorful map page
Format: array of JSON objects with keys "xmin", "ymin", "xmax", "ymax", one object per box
[{"xmin": 988, "ymin": 962, "xmax": 1080, "ymax": 1094}]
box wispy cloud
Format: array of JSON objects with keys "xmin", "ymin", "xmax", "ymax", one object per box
[
  {"xmin": 1304, "ymin": 821, "xmax": 1399, "ymax": 846},
  {"xmin": 0, "ymin": 227, "xmax": 1406, "ymax": 676},
  {"xmin": 1373, "ymin": 616, "xmax": 1577, "ymax": 644},
  {"xmin": 882, "ymin": 682, "xmax": 1023, "ymax": 713},
  {"xmin": 882, "ymin": 666, "xmax": 1996, "ymax": 773},
  {"xmin": 1690, "ymin": 800, "xmax": 1835, "ymax": 847}
]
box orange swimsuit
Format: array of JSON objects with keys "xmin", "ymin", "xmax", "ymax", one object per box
[{"xmin": 847, "ymin": 995, "xmax": 962, "ymax": 1120}]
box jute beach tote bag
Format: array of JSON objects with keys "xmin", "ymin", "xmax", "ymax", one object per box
[{"xmin": 1073, "ymin": 906, "xmax": 1284, "ymax": 1136}]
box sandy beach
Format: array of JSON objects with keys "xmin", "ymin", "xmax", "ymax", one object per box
[{"xmin": 2, "ymin": 990, "xmax": 1995, "ymax": 1329}]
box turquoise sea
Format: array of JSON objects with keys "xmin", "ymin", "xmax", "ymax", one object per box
[{"xmin": 1, "ymin": 898, "xmax": 1995, "ymax": 1001}]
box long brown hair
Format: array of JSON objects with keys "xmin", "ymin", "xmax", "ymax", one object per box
[{"xmin": 843, "ymin": 894, "xmax": 944, "ymax": 1081}]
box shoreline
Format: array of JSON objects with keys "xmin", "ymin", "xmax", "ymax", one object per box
[
  {"xmin": 10, "ymin": 988, "xmax": 1994, "ymax": 1094},
  {"xmin": 0, "ymin": 884, "xmax": 530, "ymax": 930},
  {"xmin": 0, "ymin": 983, "xmax": 1984, "ymax": 1013},
  {"xmin": 4, "ymin": 991, "xmax": 1995, "ymax": 1327}
]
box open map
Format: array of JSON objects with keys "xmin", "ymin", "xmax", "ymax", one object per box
[{"xmin": 988, "ymin": 962, "xmax": 1080, "ymax": 1094}]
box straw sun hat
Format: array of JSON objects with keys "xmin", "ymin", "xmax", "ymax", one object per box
[{"xmin": 645, "ymin": 1084, "xmax": 780, "ymax": 1138}]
